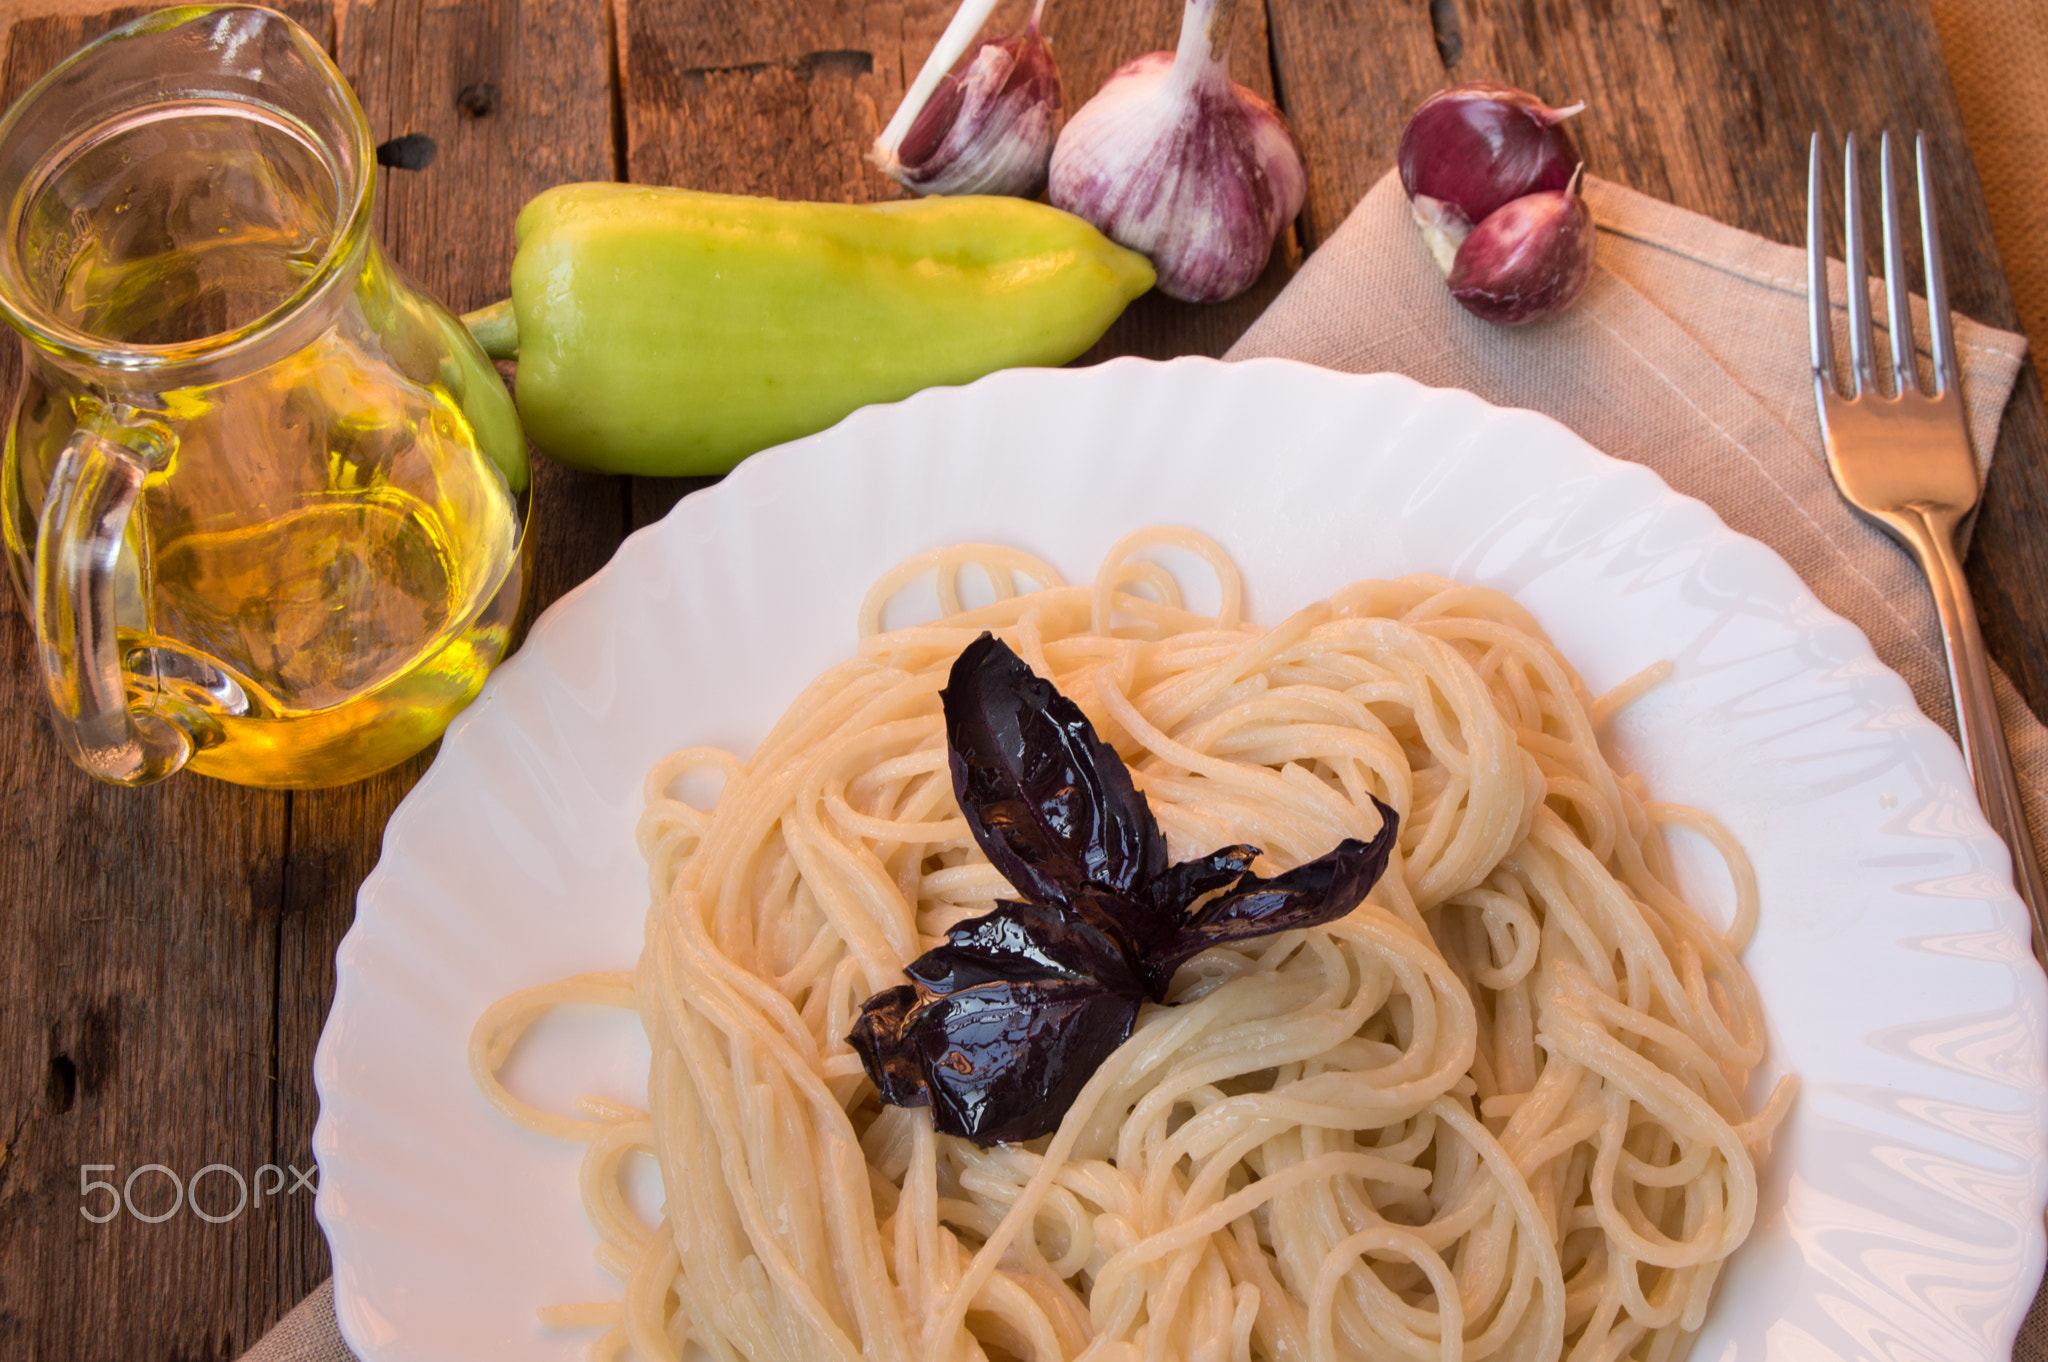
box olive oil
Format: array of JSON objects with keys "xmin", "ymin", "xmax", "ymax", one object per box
[
  {"xmin": 3, "ymin": 98, "xmax": 527, "ymax": 787},
  {"xmin": 140, "ymin": 480, "xmax": 524, "ymax": 790}
]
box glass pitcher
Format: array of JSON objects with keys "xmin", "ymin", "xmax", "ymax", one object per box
[{"xmin": 0, "ymin": 5, "xmax": 528, "ymax": 789}]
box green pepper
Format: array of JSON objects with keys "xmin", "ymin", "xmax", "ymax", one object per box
[{"xmin": 463, "ymin": 184, "xmax": 1155, "ymax": 476}]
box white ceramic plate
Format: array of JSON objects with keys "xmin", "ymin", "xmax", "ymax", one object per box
[{"xmin": 314, "ymin": 357, "xmax": 2048, "ymax": 1362}]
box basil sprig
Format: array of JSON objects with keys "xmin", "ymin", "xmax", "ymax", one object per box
[{"xmin": 849, "ymin": 634, "xmax": 1399, "ymax": 1145}]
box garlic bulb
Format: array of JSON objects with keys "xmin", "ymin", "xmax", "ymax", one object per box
[
  {"xmin": 872, "ymin": 0, "xmax": 1061, "ymax": 199},
  {"xmin": 1048, "ymin": 0, "xmax": 1305, "ymax": 303}
]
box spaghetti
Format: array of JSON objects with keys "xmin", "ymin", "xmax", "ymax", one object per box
[{"xmin": 472, "ymin": 527, "xmax": 1792, "ymax": 1362}]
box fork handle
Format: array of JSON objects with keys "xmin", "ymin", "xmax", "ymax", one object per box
[{"xmin": 1915, "ymin": 510, "xmax": 2048, "ymax": 971}]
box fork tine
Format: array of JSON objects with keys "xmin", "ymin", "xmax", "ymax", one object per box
[
  {"xmin": 1880, "ymin": 132, "xmax": 1917, "ymax": 394},
  {"xmin": 1807, "ymin": 133, "xmax": 1836, "ymax": 399},
  {"xmin": 1842, "ymin": 134, "xmax": 1879, "ymax": 397},
  {"xmin": 1916, "ymin": 132, "xmax": 1962, "ymax": 397}
]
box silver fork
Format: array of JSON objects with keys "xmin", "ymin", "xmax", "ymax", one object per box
[{"xmin": 1808, "ymin": 130, "xmax": 2048, "ymax": 968}]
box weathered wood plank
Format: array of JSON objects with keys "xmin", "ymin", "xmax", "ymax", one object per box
[
  {"xmin": 620, "ymin": 0, "xmax": 935, "ymax": 199},
  {"xmin": 631, "ymin": 474, "xmax": 719, "ymax": 532},
  {"xmin": 1260, "ymin": 0, "xmax": 1445, "ymax": 253},
  {"xmin": 1972, "ymin": 373, "xmax": 2048, "ymax": 711},
  {"xmin": 0, "ymin": 11, "xmax": 328, "ymax": 1360}
]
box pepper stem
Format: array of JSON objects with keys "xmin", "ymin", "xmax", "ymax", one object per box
[{"xmin": 462, "ymin": 299, "xmax": 519, "ymax": 361}]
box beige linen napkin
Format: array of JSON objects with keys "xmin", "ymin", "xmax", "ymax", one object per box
[
  {"xmin": 241, "ymin": 1279, "xmax": 353, "ymax": 1361},
  {"xmin": 1227, "ymin": 168, "xmax": 2047, "ymax": 1362},
  {"xmin": 247, "ymin": 171, "xmax": 2045, "ymax": 1361}
]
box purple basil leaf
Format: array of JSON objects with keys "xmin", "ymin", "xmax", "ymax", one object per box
[
  {"xmin": 1079, "ymin": 843, "xmax": 1257, "ymax": 998},
  {"xmin": 906, "ymin": 900, "xmax": 1141, "ymax": 997},
  {"xmin": 943, "ymin": 633, "xmax": 1167, "ymax": 908},
  {"xmin": 1143, "ymin": 799, "xmax": 1401, "ymax": 996},
  {"xmin": 905, "ymin": 978, "xmax": 1141, "ymax": 1145},
  {"xmin": 858, "ymin": 650, "xmax": 1402, "ymax": 1145},
  {"xmin": 847, "ymin": 985, "xmax": 930, "ymax": 1111},
  {"xmin": 1144, "ymin": 843, "xmax": 1261, "ymax": 925}
]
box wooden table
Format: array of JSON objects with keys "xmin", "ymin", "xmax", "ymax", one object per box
[{"xmin": 0, "ymin": 0, "xmax": 2039, "ymax": 1355}]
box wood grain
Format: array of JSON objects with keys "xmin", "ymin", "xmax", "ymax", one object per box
[{"xmin": 1260, "ymin": 0, "xmax": 1443, "ymax": 252}]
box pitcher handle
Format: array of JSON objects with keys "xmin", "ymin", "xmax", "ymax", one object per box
[{"xmin": 34, "ymin": 413, "xmax": 192, "ymax": 785}]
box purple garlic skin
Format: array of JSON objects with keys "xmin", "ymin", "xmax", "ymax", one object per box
[
  {"xmin": 1399, "ymin": 83, "xmax": 1581, "ymax": 234},
  {"xmin": 1048, "ymin": 7, "xmax": 1305, "ymax": 304},
  {"xmin": 879, "ymin": 23, "xmax": 1061, "ymax": 198},
  {"xmin": 1446, "ymin": 179, "xmax": 1595, "ymax": 325}
]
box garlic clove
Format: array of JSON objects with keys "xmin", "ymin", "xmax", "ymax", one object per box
[
  {"xmin": 1410, "ymin": 194, "xmax": 1471, "ymax": 276},
  {"xmin": 1446, "ymin": 168, "xmax": 1595, "ymax": 325},
  {"xmin": 1399, "ymin": 83, "xmax": 1582, "ymax": 229},
  {"xmin": 1048, "ymin": 0, "xmax": 1305, "ymax": 304},
  {"xmin": 873, "ymin": 0, "xmax": 1062, "ymax": 199}
]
